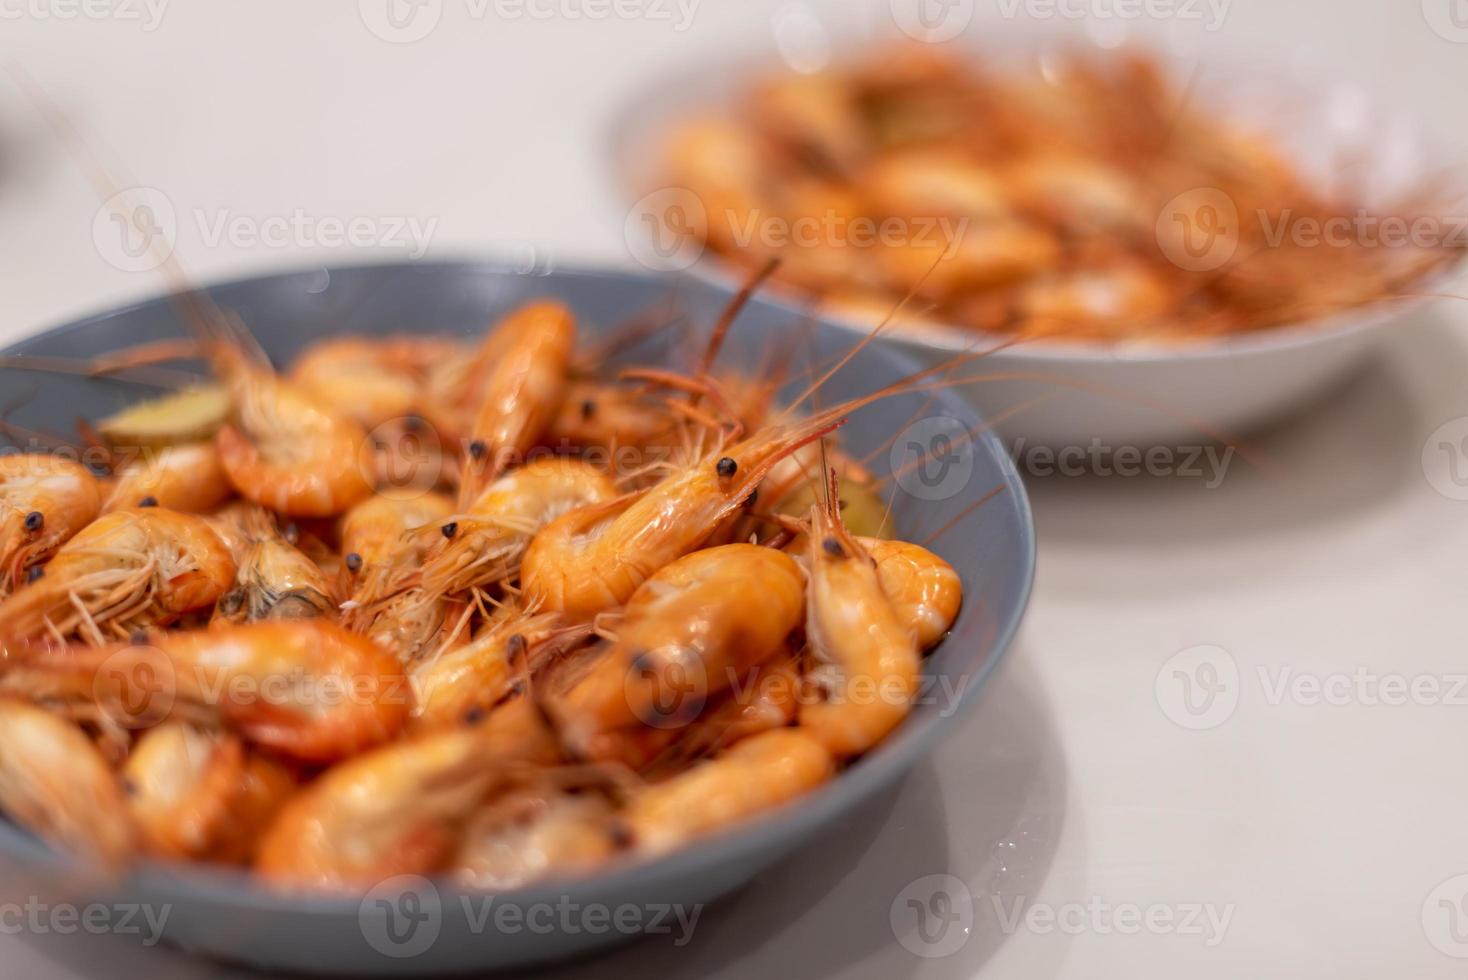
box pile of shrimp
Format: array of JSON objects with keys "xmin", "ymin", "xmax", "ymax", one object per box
[
  {"xmin": 658, "ymin": 43, "xmax": 1464, "ymax": 342},
  {"xmin": 0, "ymin": 283, "xmax": 965, "ymax": 892}
]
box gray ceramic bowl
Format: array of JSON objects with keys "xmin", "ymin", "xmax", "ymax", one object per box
[{"xmin": 0, "ymin": 261, "xmax": 1034, "ymax": 975}]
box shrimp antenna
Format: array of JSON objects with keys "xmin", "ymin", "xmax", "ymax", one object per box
[{"xmin": 697, "ymin": 257, "xmax": 781, "ymax": 377}]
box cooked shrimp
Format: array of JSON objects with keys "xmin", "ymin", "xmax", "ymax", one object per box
[
  {"xmin": 800, "ymin": 493, "xmax": 920, "ymax": 758},
  {"xmin": 454, "ymin": 787, "xmax": 621, "ymax": 890},
  {"xmin": 122, "ymin": 721, "xmax": 295, "ymax": 862},
  {"xmin": 6, "ymin": 620, "xmax": 410, "ymax": 762},
  {"xmin": 417, "ymin": 458, "xmax": 618, "ymax": 602},
  {"xmin": 410, "ymin": 611, "xmax": 570, "ymax": 732},
  {"xmin": 0, "ymin": 454, "xmax": 104, "ymax": 596},
  {"xmin": 455, "ymin": 302, "xmax": 576, "ymax": 502},
  {"xmin": 255, "ymin": 697, "xmax": 560, "ymax": 889},
  {"xmin": 210, "ymin": 344, "xmax": 375, "ymax": 518},
  {"xmin": 864, "ymin": 538, "xmax": 962, "ymax": 650},
  {"xmin": 521, "ymin": 405, "xmax": 847, "ymax": 622},
  {"xmin": 103, "ymin": 442, "xmax": 232, "ymax": 515},
  {"xmin": 0, "ymin": 698, "xmax": 135, "ymax": 866},
  {"xmin": 545, "ymin": 379, "xmax": 680, "ymax": 453},
  {"xmin": 0, "ymin": 507, "xmax": 235, "ymax": 647},
  {"xmin": 339, "ymin": 489, "xmax": 455, "ymax": 607},
  {"xmin": 289, "ymin": 335, "xmax": 459, "ymax": 430},
  {"xmin": 545, "ymin": 544, "xmax": 804, "ymax": 764},
  {"xmin": 622, "ymin": 729, "xmax": 834, "ymax": 855},
  {"xmin": 209, "ymin": 505, "xmax": 336, "ymax": 626}
]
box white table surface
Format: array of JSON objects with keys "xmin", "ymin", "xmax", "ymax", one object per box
[{"xmin": 3, "ymin": 1, "xmax": 1467, "ymax": 976}]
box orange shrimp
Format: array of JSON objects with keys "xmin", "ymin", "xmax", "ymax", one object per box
[
  {"xmin": 457, "ymin": 302, "xmax": 576, "ymax": 502},
  {"xmin": 103, "ymin": 442, "xmax": 232, "ymax": 515},
  {"xmin": 122, "ymin": 721, "xmax": 295, "ymax": 863},
  {"xmin": 864, "ymin": 538, "xmax": 962, "ymax": 650},
  {"xmin": 622, "ymin": 729, "xmax": 834, "ymax": 856},
  {"xmin": 545, "ymin": 379, "xmax": 680, "ymax": 452},
  {"xmin": 0, "ymin": 453, "xmax": 104, "ymax": 596},
  {"xmin": 409, "ymin": 610, "xmax": 572, "ymax": 732},
  {"xmin": 208, "ymin": 505, "xmax": 337, "ymax": 626},
  {"xmin": 288, "ymin": 334, "xmax": 460, "ymax": 430},
  {"xmin": 454, "ymin": 787, "xmax": 622, "ymax": 890},
  {"xmin": 255, "ymin": 697, "xmax": 560, "ymax": 890},
  {"xmin": 520, "ymin": 405, "xmax": 850, "ymax": 623},
  {"xmin": 0, "ymin": 507, "xmax": 235, "ymax": 648},
  {"xmin": 416, "ymin": 458, "xmax": 618, "ymax": 602},
  {"xmin": 544, "ymin": 544, "xmax": 804, "ymax": 765},
  {"xmin": 339, "ymin": 489, "xmax": 455, "ymax": 607},
  {"xmin": 799, "ymin": 492, "xmax": 920, "ymax": 758},
  {"xmin": 210, "ymin": 344, "xmax": 375, "ymax": 518},
  {"xmin": 0, "ymin": 698, "xmax": 136, "ymax": 867},
  {"xmin": 6, "ymin": 620, "xmax": 410, "ymax": 763}
]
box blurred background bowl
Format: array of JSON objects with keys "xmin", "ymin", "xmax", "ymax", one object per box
[
  {"xmin": 609, "ymin": 28, "xmax": 1466, "ymax": 448},
  {"xmin": 0, "ymin": 259, "xmax": 1034, "ymax": 975}
]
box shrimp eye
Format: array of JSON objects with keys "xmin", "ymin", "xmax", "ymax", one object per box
[
  {"xmin": 138, "ymin": 496, "xmax": 158, "ymax": 508},
  {"xmin": 25, "ymin": 566, "xmax": 43, "ymax": 584},
  {"xmin": 608, "ymin": 821, "xmax": 635, "ymax": 850},
  {"xmin": 120, "ymin": 777, "xmax": 138, "ymax": 798},
  {"xmin": 23, "ymin": 511, "xmax": 43, "ymax": 533},
  {"xmin": 507, "ymin": 633, "xmax": 527, "ymax": 659},
  {"xmin": 129, "ymin": 630, "xmax": 149, "ymax": 647},
  {"xmin": 468, "ymin": 440, "xmax": 487, "ymax": 461},
  {"xmin": 822, "ymin": 537, "xmax": 846, "ymax": 558},
  {"xmin": 283, "ymin": 523, "xmax": 300, "ymax": 545},
  {"xmin": 462, "ymin": 705, "xmax": 487, "ymax": 725},
  {"xmin": 580, "ymin": 399, "xmax": 596, "ymax": 420},
  {"xmin": 402, "ymin": 414, "xmax": 424, "ymax": 432},
  {"xmin": 716, "ymin": 456, "xmax": 738, "ymax": 479},
  {"xmin": 441, "ymin": 521, "xmax": 459, "ymax": 539},
  {"xmin": 345, "ymin": 552, "xmax": 363, "ymax": 573}
]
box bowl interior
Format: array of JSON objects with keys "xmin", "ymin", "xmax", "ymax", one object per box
[
  {"xmin": 607, "ymin": 24, "xmax": 1466, "ymax": 360},
  {"xmin": 0, "ymin": 260, "xmax": 1034, "ymax": 915}
]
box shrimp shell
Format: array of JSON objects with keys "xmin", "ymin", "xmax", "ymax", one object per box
[
  {"xmin": 122, "ymin": 722, "xmax": 295, "ymax": 863},
  {"xmin": 255, "ymin": 697, "xmax": 560, "ymax": 889},
  {"xmin": 864, "ymin": 537, "xmax": 962, "ymax": 650},
  {"xmin": 545, "ymin": 543, "xmax": 804, "ymax": 765},
  {"xmin": 0, "ymin": 454, "xmax": 104, "ymax": 596},
  {"xmin": 0, "ymin": 698, "xmax": 135, "ymax": 867},
  {"xmin": 0, "ymin": 507, "xmax": 236, "ymax": 647},
  {"xmin": 622, "ymin": 729, "xmax": 834, "ymax": 856},
  {"xmin": 103, "ymin": 442, "xmax": 232, "ymax": 515}
]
